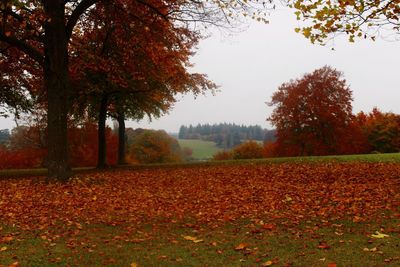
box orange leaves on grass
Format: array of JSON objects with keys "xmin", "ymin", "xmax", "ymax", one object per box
[{"xmin": 0, "ymin": 162, "xmax": 399, "ymax": 234}]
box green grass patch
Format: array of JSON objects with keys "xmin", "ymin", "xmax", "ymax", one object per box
[
  {"xmin": 1, "ymin": 215, "xmax": 399, "ymax": 266},
  {"xmin": 178, "ymin": 139, "xmax": 222, "ymax": 160}
]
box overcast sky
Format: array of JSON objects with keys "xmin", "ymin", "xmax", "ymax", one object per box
[{"xmin": 1, "ymin": 8, "xmax": 399, "ymax": 133}]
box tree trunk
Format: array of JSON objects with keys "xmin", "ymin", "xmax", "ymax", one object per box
[
  {"xmin": 117, "ymin": 111, "xmax": 126, "ymax": 165},
  {"xmin": 97, "ymin": 94, "xmax": 108, "ymax": 169},
  {"xmin": 43, "ymin": 0, "xmax": 71, "ymax": 181}
]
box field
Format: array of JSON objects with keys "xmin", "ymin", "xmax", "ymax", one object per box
[
  {"xmin": 0, "ymin": 160, "xmax": 399, "ymax": 266},
  {"xmin": 178, "ymin": 139, "xmax": 222, "ymax": 160}
]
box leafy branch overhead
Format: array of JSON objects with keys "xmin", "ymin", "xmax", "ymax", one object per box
[{"xmin": 291, "ymin": 0, "xmax": 400, "ymax": 43}]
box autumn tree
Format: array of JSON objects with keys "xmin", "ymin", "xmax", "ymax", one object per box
[
  {"xmin": 291, "ymin": 0, "xmax": 400, "ymax": 43},
  {"xmin": 69, "ymin": 2, "xmax": 216, "ymax": 168},
  {"xmin": 128, "ymin": 130, "xmax": 183, "ymax": 164},
  {"xmin": 232, "ymin": 141, "xmax": 264, "ymax": 159},
  {"xmin": 269, "ymin": 66, "xmax": 354, "ymax": 156},
  {"xmin": 357, "ymin": 108, "xmax": 400, "ymax": 153},
  {"xmin": 0, "ymin": 0, "xmax": 271, "ymax": 180}
]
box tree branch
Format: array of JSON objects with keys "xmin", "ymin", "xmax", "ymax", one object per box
[
  {"xmin": 0, "ymin": 29, "xmax": 44, "ymax": 66},
  {"xmin": 66, "ymin": 0, "xmax": 98, "ymax": 40}
]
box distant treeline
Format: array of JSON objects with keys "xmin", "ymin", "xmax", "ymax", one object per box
[{"xmin": 178, "ymin": 123, "xmax": 276, "ymax": 149}]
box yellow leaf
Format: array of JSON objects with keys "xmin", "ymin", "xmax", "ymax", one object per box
[
  {"xmin": 371, "ymin": 232, "xmax": 389, "ymax": 238},
  {"xmin": 234, "ymin": 243, "xmax": 248, "ymax": 250},
  {"xmin": 182, "ymin": 235, "xmax": 203, "ymax": 243},
  {"xmin": 130, "ymin": 263, "xmax": 138, "ymax": 267},
  {"xmin": 183, "ymin": 235, "xmax": 197, "ymax": 241},
  {"xmin": 262, "ymin": 260, "xmax": 273, "ymax": 266},
  {"xmin": 0, "ymin": 246, "xmax": 7, "ymax": 252}
]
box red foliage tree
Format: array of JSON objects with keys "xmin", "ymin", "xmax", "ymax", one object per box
[
  {"xmin": 0, "ymin": 0, "xmax": 269, "ymax": 180},
  {"xmin": 68, "ymin": 122, "xmax": 118, "ymax": 167},
  {"xmin": 0, "ymin": 122, "xmax": 118, "ymax": 170},
  {"xmin": 269, "ymin": 66, "xmax": 356, "ymax": 156}
]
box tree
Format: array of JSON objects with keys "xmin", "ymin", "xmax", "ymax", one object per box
[
  {"xmin": 357, "ymin": 108, "xmax": 400, "ymax": 153},
  {"xmin": 69, "ymin": 2, "xmax": 216, "ymax": 168},
  {"xmin": 128, "ymin": 130, "xmax": 183, "ymax": 164},
  {"xmin": 269, "ymin": 66, "xmax": 354, "ymax": 156},
  {"xmin": 291, "ymin": 0, "xmax": 400, "ymax": 43},
  {"xmin": 232, "ymin": 141, "xmax": 264, "ymax": 159},
  {"xmin": 0, "ymin": 0, "xmax": 269, "ymax": 180}
]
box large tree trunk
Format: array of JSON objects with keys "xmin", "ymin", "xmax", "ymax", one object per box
[
  {"xmin": 97, "ymin": 94, "xmax": 108, "ymax": 169},
  {"xmin": 117, "ymin": 111, "xmax": 126, "ymax": 165},
  {"xmin": 43, "ymin": 0, "xmax": 71, "ymax": 181}
]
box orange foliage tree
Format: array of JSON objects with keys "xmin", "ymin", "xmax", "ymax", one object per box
[
  {"xmin": 0, "ymin": 122, "xmax": 118, "ymax": 170},
  {"xmin": 212, "ymin": 150, "xmax": 234, "ymax": 161},
  {"xmin": 268, "ymin": 66, "xmax": 358, "ymax": 156},
  {"xmin": 213, "ymin": 141, "xmax": 264, "ymax": 160},
  {"xmin": 0, "ymin": 0, "xmax": 269, "ymax": 180},
  {"xmin": 128, "ymin": 130, "xmax": 182, "ymax": 164},
  {"xmin": 232, "ymin": 141, "xmax": 264, "ymax": 160},
  {"xmin": 357, "ymin": 108, "xmax": 400, "ymax": 153}
]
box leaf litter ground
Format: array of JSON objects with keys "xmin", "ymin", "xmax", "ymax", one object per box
[{"xmin": 0, "ymin": 163, "xmax": 399, "ymax": 266}]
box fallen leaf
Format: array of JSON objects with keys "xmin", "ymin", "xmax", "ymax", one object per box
[
  {"xmin": 261, "ymin": 260, "xmax": 273, "ymax": 266},
  {"xmin": 262, "ymin": 223, "xmax": 275, "ymax": 230},
  {"xmin": 183, "ymin": 235, "xmax": 197, "ymax": 241},
  {"xmin": 371, "ymin": 232, "xmax": 389, "ymax": 238},
  {"xmin": 234, "ymin": 243, "xmax": 248, "ymax": 251},
  {"xmin": 318, "ymin": 241, "xmax": 330, "ymax": 249},
  {"xmin": 0, "ymin": 246, "xmax": 7, "ymax": 252},
  {"xmin": 1, "ymin": 237, "xmax": 13, "ymax": 243},
  {"xmin": 182, "ymin": 235, "xmax": 203, "ymax": 243}
]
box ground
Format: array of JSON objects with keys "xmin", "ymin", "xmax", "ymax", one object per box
[{"xmin": 0, "ymin": 160, "xmax": 399, "ymax": 266}]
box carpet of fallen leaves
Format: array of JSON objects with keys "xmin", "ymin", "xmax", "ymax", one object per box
[{"xmin": 1, "ymin": 163, "xmax": 399, "ymax": 231}]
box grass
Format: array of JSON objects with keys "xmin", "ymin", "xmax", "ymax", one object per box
[
  {"xmin": 178, "ymin": 139, "xmax": 222, "ymax": 160},
  {"xmin": 1, "ymin": 216, "xmax": 399, "ymax": 266}
]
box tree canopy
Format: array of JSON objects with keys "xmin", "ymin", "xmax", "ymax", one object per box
[
  {"xmin": 0, "ymin": 0, "xmax": 270, "ymax": 180},
  {"xmin": 292, "ymin": 0, "xmax": 400, "ymax": 43},
  {"xmin": 269, "ymin": 66, "xmax": 354, "ymax": 156}
]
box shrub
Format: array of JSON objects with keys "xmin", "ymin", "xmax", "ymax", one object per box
[
  {"xmin": 232, "ymin": 141, "xmax": 264, "ymax": 160},
  {"xmin": 128, "ymin": 130, "xmax": 182, "ymax": 164},
  {"xmin": 212, "ymin": 150, "xmax": 233, "ymax": 161},
  {"xmin": 0, "ymin": 147, "xmax": 46, "ymax": 169}
]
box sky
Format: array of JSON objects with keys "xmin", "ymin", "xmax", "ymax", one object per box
[{"xmin": 1, "ymin": 8, "xmax": 400, "ymax": 133}]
